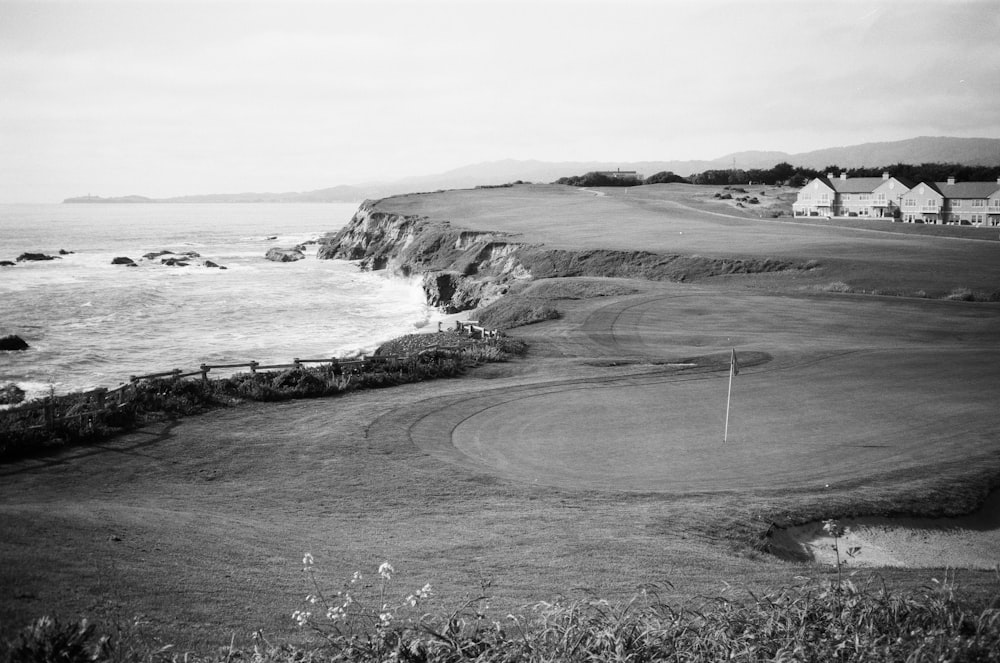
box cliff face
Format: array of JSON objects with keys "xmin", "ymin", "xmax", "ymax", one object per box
[
  {"xmin": 316, "ymin": 201, "xmax": 531, "ymax": 312},
  {"xmin": 318, "ymin": 200, "xmax": 802, "ymax": 313}
]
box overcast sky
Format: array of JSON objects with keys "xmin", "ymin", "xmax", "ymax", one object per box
[{"xmin": 2, "ymin": 0, "xmax": 998, "ymax": 202}]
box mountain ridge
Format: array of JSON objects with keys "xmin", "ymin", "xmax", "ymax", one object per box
[{"xmin": 63, "ymin": 136, "xmax": 1000, "ymax": 203}]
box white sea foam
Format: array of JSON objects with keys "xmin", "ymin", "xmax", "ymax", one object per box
[{"xmin": 0, "ymin": 202, "xmax": 438, "ymax": 400}]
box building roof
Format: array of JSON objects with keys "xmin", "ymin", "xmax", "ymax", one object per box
[
  {"xmin": 934, "ymin": 181, "xmax": 1000, "ymax": 199},
  {"xmin": 823, "ymin": 177, "xmax": 886, "ymax": 194}
]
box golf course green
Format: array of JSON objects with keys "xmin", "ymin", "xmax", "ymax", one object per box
[{"xmin": 2, "ymin": 183, "xmax": 999, "ymax": 648}]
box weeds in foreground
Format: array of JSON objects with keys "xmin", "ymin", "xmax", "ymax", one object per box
[{"xmin": 5, "ymin": 561, "xmax": 1000, "ymax": 662}]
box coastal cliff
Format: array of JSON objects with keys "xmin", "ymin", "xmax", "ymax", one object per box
[{"xmin": 317, "ymin": 198, "xmax": 802, "ymax": 313}]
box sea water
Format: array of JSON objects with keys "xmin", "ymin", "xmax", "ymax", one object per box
[{"xmin": 0, "ymin": 203, "xmax": 436, "ymax": 401}]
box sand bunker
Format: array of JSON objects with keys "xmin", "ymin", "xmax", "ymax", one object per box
[{"xmin": 772, "ymin": 492, "xmax": 1000, "ymax": 569}]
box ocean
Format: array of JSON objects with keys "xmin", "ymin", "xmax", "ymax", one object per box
[{"xmin": 0, "ymin": 202, "xmax": 437, "ymax": 402}]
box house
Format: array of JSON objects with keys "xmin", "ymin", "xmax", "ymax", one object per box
[
  {"xmin": 794, "ymin": 173, "xmax": 1000, "ymax": 226},
  {"xmin": 938, "ymin": 177, "xmax": 1000, "ymax": 226},
  {"xmin": 900, "ymin": 182, "xmax": 945, "ymax": 224},
  {"xmin": 793, "ymin": 172, "xmax": 913, "ymax": 218},
  {"xmin": 596, "ymin": 169, "xmax": 642, "ymax": 180}
]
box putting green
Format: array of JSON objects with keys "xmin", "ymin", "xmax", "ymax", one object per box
[{"xmin": 401, "ymin": 292, "xmax": 1000, "ymax": 492}]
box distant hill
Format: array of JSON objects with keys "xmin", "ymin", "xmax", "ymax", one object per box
[
  {"xmin": 64, "ymin": 136, "xmax": 1000, "ymax": 203},
  {"xmin": 63, "ymin": 185, "xmax": 366, "ymax": 204},
  {"xmin": 367, "ymin": 137, "xmax": 1000, "ymax": 191}
]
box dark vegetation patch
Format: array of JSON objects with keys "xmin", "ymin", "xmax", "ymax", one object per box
[
  {"xmin": 474, "ymin": 296, "xmax": 560, "ymax": 329},
  {"xmin": 0, "ymin": 336, "xmax": 522, "ymax": 462},
  {"xmin": 514, "ymin": 277, "xmax": 640, "ymax": 300},
  {"xmin": 523, "ymin": 248, "xmax": 801, "ymax": 282}
]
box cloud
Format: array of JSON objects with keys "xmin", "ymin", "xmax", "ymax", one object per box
[{"xmin": 2, "ymin": 0, "xmax": 999, "ymax": 201}]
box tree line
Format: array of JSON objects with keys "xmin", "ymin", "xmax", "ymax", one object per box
[{"xmin": 555, "ymin": 162, "xmax": 1000, "ymax": 188}]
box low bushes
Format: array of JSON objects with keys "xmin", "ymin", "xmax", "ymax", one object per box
[{"xmin": 0, "ymin": 336, "xmax": 519, "ymax": 461}]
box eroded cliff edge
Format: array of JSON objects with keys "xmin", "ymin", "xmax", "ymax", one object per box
[{"xmin": 317, "ymin": 199, "xmax": 803, "ymax": 313}]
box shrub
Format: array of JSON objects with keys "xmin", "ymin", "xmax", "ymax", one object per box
[{"xmin": 947, "ymin": 288, "xmax": 975, "ymax": 301}]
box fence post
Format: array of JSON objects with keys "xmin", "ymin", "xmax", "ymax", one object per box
[
  {"xmin": 171, "ymin": 369, "xmax": 181, "ymax": 381},
  {"xmin": 200, "ymin": 364, "xmax": 210, "ymax": 383},
  {"xmin": 250, "ymin": 361, "xmax": 258, "ymax": 374},
  {"xmin": 293, "ymin": 358, "xmax": 302, "ymax": 370},
  {"xmin": 95, "ymin": 388, "xmax": 107, "ymax": 410},
  {"xmin": 44, "ymin": 395, "xmax": 55, "ymax": 431}
]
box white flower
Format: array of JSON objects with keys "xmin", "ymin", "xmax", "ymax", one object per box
[
  {"xmin": 417, "ymin": 583, "xmax": 432, "ymax": 599},
  {"xmin": 302, "ymin": 552, "xmax": 314, "ymax": 566},
  {"xmin": 291, "ymin": 610, "xmax": 311, "ymax": 627},
  {"xmin": 378, "ymin": 562, "xmax": 394, "ymax": 580},
  {"xmin": 351, "ymin": 571, "xmax": 362, "ymax": 583}
]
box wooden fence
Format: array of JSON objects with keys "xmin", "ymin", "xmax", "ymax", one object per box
[{"xmin": 0, "ymin": 320, "xmax": 498, "ymax": 436}]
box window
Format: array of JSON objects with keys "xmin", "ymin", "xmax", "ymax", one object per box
[
  {"xmin": 905, "ymin": 198, "xmax": 916, "ymax": 206},
  {"xmin": 992, "ymin": 199, "xmax": 1000, "ymax": 208},
  {"xmin": 952, "ymin": 199, "xmax": 962, "ymax": 207},
  {"xmin": 927, "ymin": 199, "xmax": 936, "ymax": 207},
  {"xmin": 877, "ymin": 193, "xmax": 886, "ymax": 203},
  {"xmin": 972, "ymin": 199, "xmax": 985, "ymax": 207},
  {"xmin": 860, "ymin": 193, "xmax": 870, "ymax": 201},
  {"xmin": 820, "ymin": 193, "xmax": 829, "ymax": 203}
]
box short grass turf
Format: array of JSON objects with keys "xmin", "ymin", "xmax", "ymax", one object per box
[{"xmin": 3, "ymin": 185, "xmax": 1000, "ymax": 652}]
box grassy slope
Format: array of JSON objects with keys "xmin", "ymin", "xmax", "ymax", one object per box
[{"xmin": 2, "ymin": 184, "xmax": 1000, "ymax": 652}]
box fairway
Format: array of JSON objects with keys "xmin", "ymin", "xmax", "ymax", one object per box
[
  {"xmin": 4, "ymin": 184, "xmax": 1000, "ymax": 646},
  {"xmin": 397, "ymin": 292, "xmax": 1000, "ymax": 492}
]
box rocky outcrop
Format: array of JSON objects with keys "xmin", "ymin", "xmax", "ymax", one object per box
[
  {"xmin": 203, "ymin": 260, "xmax": 227, "ymax": 269},
  {"xmin": 266, "ymin": 248, "xmax": 305, "ymax": 262},
  {"xmin": 0, "ymin": 383, "xmax": 25, "ymax": 405},
  {"xmin": 0, "ymin": 335, "xmax": 29, "ymax": 351},
  {"xmin": 112, "ymin": 257, "xmax": 137, "ymax": 266},
  {"xmin": 317, "ymin": 199, "xmax": 803, "ymax": 313},
  {"xmin": 16, "ymin": 253, "xmax": 59, "ymax": 262}
]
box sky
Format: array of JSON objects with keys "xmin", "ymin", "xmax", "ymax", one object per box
[{"xmin": 1, "ymin": 0, "xmax": 999, "ymax": 202}]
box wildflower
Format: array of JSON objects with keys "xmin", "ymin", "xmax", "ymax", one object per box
[
  {"xmin": 351, "ymin": 571, "xmax": 362, "ymax": 583},
  {"xmin": 291, "ymin": 610, "xmax": 311, "ymax": 627},
  {"xmin": 822, "ymin": 519, "xmax": 844, "ymax": 537},
  {"xmin": 302, "ymin": 552, "xmax": 314, "ymax": 567},
  {"xmin": 378, "ymin": 561, "xmax": 394, "ymax": 580}
]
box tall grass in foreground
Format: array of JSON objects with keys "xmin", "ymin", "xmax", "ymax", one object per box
[{"xmin": 6, "ymin": 561, "xmax": 998, "ymax": 663}]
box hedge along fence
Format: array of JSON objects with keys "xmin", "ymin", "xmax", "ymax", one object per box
[{"xmin": 0, "ymin": 321, "xmax": 504, "ymax": 460}]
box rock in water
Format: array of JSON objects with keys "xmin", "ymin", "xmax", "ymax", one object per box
[
  {"xmin": 0, "ymin": 335, "xmax": 30, "ymax": 351},
  {"xmin": 111, "ymin": 256, "xmax": 137, "ymax": 266},
  {"xmin": 265, "ymin": 248, "xmax": 305, "ymax": 262},
  {"xmin": 0, "ymin": 383, "xmax": 25, "ymax": 405},
  {"xmin": 16, "ymin": 252, "xmax": 58, "ymax": 262}
]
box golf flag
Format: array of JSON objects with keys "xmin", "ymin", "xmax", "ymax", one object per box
[{"xmin": 724, "ymin": 348, "xmax": 739, "ymax": 442}]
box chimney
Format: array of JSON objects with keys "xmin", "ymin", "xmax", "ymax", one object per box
[
  {"xmin": 826, "ymin": 172, "xmax": 834, "ymax": 179},
  {"xmin": 947, "ymin": 176, "xmax": 956, "ymax": 185},
  {"xmin": 882, "ymin": 172, "xmax": 890, "ymax": 180},
  {"xmin": 840, "ymin": 173, "xmax": 847, "ymax": 181}
]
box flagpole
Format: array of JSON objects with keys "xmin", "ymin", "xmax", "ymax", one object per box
[{"xmin": 724, "ymin": 350, "xmax": 735, "ymax": 443}]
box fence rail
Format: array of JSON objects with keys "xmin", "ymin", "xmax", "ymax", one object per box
[{"xmin": 0, "ymin": 320, "xmax": 499, "ymax": 437}]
